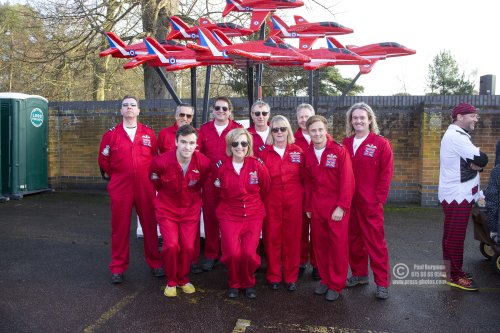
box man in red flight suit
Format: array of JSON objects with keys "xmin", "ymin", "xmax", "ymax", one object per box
[
  {"xmin": 98, "ymin": 96, "xmax": 164, "ymax": 284},
  {"xmin": 157, "ymin": 103, "xmax": 196, "ymax": 154},
  {"xmin": 293, "ymin": 103, "xmax": 319, "ymax": 280},
  {"xmin": 304, "ymin": 115, "xmax": 355, "ymax": 301},
  {"xmin": 149, "ymin": 125, "xmax": 211, "ymax": 297},
  {"xmin": 342, "ymin": 102, "xmax": 393, "ymax": 300},
  {"xmin": 247, "ymin": 100, "xmax": 270, "ymax": 156},
  {"xmin": 156, "ymin": 103, "xmax": 203, "ymax": 274},
  {"xmin": 198, "ymin": 97, "xmax": 243, "ymax": 271}
]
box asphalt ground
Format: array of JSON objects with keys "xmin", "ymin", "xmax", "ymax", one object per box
[{"xmin": 1, "ymin": 191, "xmax": 499, "ymax": 333}]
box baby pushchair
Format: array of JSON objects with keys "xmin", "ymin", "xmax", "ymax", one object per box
[{"xmin": 471, "ymin": 206, "xmax": 500, "ymax": 274}]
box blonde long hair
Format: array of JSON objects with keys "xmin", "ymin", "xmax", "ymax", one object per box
[{"xmin": 345, "ymin": 102, "xmax": 380, "ymax": 137}]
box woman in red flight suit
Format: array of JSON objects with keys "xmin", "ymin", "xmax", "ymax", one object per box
[
  {"xmin": 149, "ymin": 125, "xmax": 211, "ymax": 297},
  {"xmin": 260, "ymin": 115, "xmax": 304, "ymax": 291},
  {"xmin": 214, "ymin": 128, "xmax": 270, "ymax": 299}
]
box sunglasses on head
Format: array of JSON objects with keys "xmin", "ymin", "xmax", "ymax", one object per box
[
  {"xmin": 253, "ymin": 111, "xmax": 269, "ymax": 117},
  {"xmin": 122, "ymin": 103, "xmax": 137, "ymax": 107},
  {"xmin": 214, "ymin": 106, "xmax": 229, "ymax": 112},
  {"xmin": 231, "ymin": 141, "xmax": 249, "ymax": 148},
  {"xmin": 178, "ymin": 113, "xmax": 193, "ymax": 119},
  {"xmin": 271, "ymin": 127, "xmax": 287, "ymax": 133}
]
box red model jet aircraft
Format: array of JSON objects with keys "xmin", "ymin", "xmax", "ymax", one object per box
[
  {"xmin": 166, "ymin": 16, "xmax": 256, "ymax": 41},
  {"xmin": 99, "ymin": 32, "xmax": 185, "ymax": 58},
  {"xmin": 268, "ymin": 15, "xmax": 353, "ymax": 50},
  {"xmin": 122, "ymin": 36, "xmax": 233, "ymax": 70},
  {"xmin": 194, "ymin": 27, "xmax": 310, "ymax": 68},
  {"xmin": 222, "ymin": 0, "xmax": 304, "ymax": 33},
  {"xmin": 298, "ymin": 37, "xmax": 370, "ymax": 70},
  {"xmin": 327, "ymin": 37, "xmax": 416, "ymax": 74}
]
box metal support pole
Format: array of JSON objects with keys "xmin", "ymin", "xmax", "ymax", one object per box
[
  {"xmin": 313, "ymin": 69, "xmax": 320, "ymax": 112},
  {"xmin": 247, "ymin": 64, "xmax": 255, "ymax": 112},
  {"xmin": 202, "ymin": 65, "xmax": 212, "ymax": 124},
  {"xmin": 190, "ymin": 67, "xmax": 197, "ymax": 127},
  {"xmin": 308, "ymin": 71, "xmax": 314, "ymax": 106},
  {"xmin": 153, "ymin": 67, "xmax": 183, "ymax": 105}
]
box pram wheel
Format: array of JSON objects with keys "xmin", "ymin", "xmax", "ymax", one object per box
[
  {"xmin": 493, "ymin": 255, "xmax": 500, "ymax": 274},
  {"xmin": 480, "ymin": 242, "xmax": 494, "ymax": 260}
]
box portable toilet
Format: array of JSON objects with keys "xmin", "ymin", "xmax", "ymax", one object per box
[{"xmin": 0, "ymin": 92, "xmax": 50, "ymax": 199}]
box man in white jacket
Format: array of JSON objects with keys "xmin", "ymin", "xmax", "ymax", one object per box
[{"xmin": 438, "ymin": 102, "xmax": 488, "ymax": 291}]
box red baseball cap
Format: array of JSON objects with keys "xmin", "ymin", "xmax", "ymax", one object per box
[{"xmin": 452, "ymin": 103, "xmax": 477, "ymax": 118}]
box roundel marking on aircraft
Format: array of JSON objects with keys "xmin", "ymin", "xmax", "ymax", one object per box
[
  {"xmin": 202, "ymin": 20, "xmax": 208, "ymax": 24},
  {"xmin": 245, "ymin": 7, "xmax": 250, "ymax": 11},
  {"xmin": 253, "ymin": 20, "xmax": 260, "ymax": 26},
  {"xmin": 191, "ymin": 33, "xmax": 197, "ymax": 39},
  {"xmin": 291, "ymin": 32, "xmax": 297, "ymax": 38},
  {"xmin": 222, "ymin": 50, "xmax": 228, "ymax": 57},
  {"xmin": 169, "ymin": 57, "xmax": 177, "ymax": 64},
  {"xmin": 302, "ymin": 44, "xmax": 309, "ymax": 49},
  {"xmin": 129, "ymin": 50, "xmax": 136, "ymax": 56}
]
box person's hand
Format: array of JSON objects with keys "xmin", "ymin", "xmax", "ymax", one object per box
[
  {"xmin": 469, "ymin": 162, "xmax": 482, "ymax": 171},
  {"xmin": 306, "ymin": 212, "xmax": 311, "ymax": 219},
  {"xmin": 477, "ymin": 197, "xmax": 486, "ymax": 207},
  {"xmin": 331, "ymin": 207, "xmax": 345, "ymax": 221}
]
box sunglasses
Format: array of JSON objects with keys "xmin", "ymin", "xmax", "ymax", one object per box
[
  {"xmin": 253, "ymin": 111, "xmax": 269, "ymax": 117},
  {"xmin": 214, "ymin": 106, "xmax": 229, "ymax": 112},
  {"xmin": 231, "ymin": 141, "xmax": 249, "ymax": 148},
  {"xmin": 122, "ymin": 103, "xmax": 137, "ymax": 107},
  {"xmin": 271, "ymin": 127, "xmax": 287, "ymax": 133},
  {"xmin": 178, "ymin": 113, "xmax": 193, "ymax": 119}
]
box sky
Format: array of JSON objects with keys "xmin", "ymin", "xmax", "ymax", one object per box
[{"xmin": 283, "ymin": 0, "xmax": 499, "ymax": 95}]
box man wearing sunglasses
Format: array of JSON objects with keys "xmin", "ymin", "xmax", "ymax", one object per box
[
  {"xmin": 198, "ymin": 97, "xmax": 243, "ymax": 271},
  {"xmin": 98, "ymin": 95, "xmax": 164, "ymax": 284},
  {"xmin": 158, "ymin": 104, "xmax": 196, "ymax": 154},
  {"xmin": 248, "ymin": 100, "xmax": 271, "ymax": 157}
]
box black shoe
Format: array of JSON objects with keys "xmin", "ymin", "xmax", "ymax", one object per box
[
  {"xmin": 190, "ymin": 263, "xmax": 203, "ymax": 274},
  {"xmin": 227, "ymin": 288, "xmax": 239, "ymax": 298},
  {"xmin": 202, "ymin": 258, "xmax": 217, "ymax": 271},
  {"xmin": 268, "ymin": 282, "xmax": 280, "ymax": 290},
  {"xmin": 245, "ymin": 287, "xmax": 257, "ymax": 299},
  {"xmin": 151, "ymin": 267, "xmax": 165, "ymax": 277},
  {"xmin": 312, "ymin": 267, "xmax": 321, "ymax": 280},
  {"xmin": 286, "ymin": 282, "xmax": 297, "ymax": 291},
  {"xmin": 298, "ymin": 265, "xmax": 306, "ymax": 278},
  {"xmin": 111, "ymin": 273, "xmax": 124, "ymax": 284}
]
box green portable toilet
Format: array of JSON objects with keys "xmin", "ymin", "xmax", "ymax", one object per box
[
  {"xmin": 0, "ymin": 92, "xmax": 50, "ymax": 199},
  {"xmin": 0, "ymin": 108, "xmax": 7, "ymax": 202}
]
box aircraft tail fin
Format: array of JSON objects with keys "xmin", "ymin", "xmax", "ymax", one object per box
[
  {"xmin": 197, "ymin": 27, "xmax": 226, "ymax": 57},
  {"xmin": 293, "ymin": 15, "xmax": 309, "ymax": 25},
  {"xmin": 268, "ymin": 15, "xmax": 288, "ymax": 37},
  {"xmin": 167, "ymin": 16, "xmax": 191, "ymax": 40},
  {"xmin": 222, "ymin": 0, "xmax": 238, "ymax": 17},
  {"xmin": 100, "ymin": 32, "xmax": 129, "ymax": 57},
  {"xmin": 326, "ymin": 37, "xmax": 345, "ymax": 49}
]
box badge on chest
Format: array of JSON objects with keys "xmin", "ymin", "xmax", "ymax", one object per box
[
  {"xmin": 325, "ymin": 154, "xmax": 337, "ymax": 168},
  {"xmin": 363, "ymin": 144, "xmax": 377, "ymax": 157}
]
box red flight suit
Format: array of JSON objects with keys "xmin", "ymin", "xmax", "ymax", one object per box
[
  {"xmin": 304, "ymin": 138, "xmax": 355, "ymax": 293},
  {"xmin": 260, "ymin": 144, "xmax": 304, "ymax": 284},
  {"xmin": 214, "ymin": 156, "xmax": 270, "ymax": 289},
  {"xmin": 98, "ymin": 123, "xmax": 162, "ymax": 274},
  {"xmin": 294, "ymin": 129, "xmax": 317, "ymax": 269},
  {"xmin": 149, "ymin": 150, "xmax": 211, "ymax": 287},
  {"xmin": 157, "ymin": 123, "xmax": 201, "ymax": 155},
  {"xmin": 198, "ymin": 119, "xmax": 243, "ymax": 260},
  {"xmin": 157, "ymin": 122, "xmax": 202, "ymax": 263},
  {"xmin": 342, "ymin": 133, "xmax": 393, "ymax": 288},
  {"xmin": 247, "ymin": 124, "xmax": 269, "ymax": 158}
]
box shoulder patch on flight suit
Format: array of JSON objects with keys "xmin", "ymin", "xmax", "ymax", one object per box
[
  {"xmin": 259, "ymin": 145, "xmax": 266, "ymax": 151},
  {"xmin": 257, "ymin": 158, "xmax": 264, "ymax": 165},
  {"xmin": 216, "ymin": 160, "xmax": 223, "ymax": 168},
  {"xmin": 108, "ymin": 126, "xmax": 116, "ymax": 131}
]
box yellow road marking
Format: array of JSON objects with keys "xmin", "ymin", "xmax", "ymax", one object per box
[
  {"xmin": 232, "ymin": 319, "xmax": 251, "ymax": 333},
  {"xmin": 83, "ymin": 290, "xmax": 141, "ymax": 333}
]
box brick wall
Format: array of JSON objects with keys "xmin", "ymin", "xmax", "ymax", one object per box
[{"xmin": 48, "ymin": 95, "xmax": 500, "ymax": 206}]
